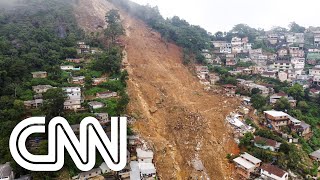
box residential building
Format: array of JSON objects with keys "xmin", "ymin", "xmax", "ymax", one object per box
[
  {"xmin": 94, "ymin": 113, "xmax": 109, "ymax": 123},
  {"xmin": 286, "ymin": 33, "xmax": 304, "ymax": 45},
  {"xmin": 260, "ymin": 164, "xmax": 289, "ymax": 180},
  {"xmin": 61, "ymin": 65, "xmax": 81, "ymax": 71},
  {"xmin": 96, "ymin": 91, "xmax": 118, "ymax": 99},
  {"xmin": 310, "ymin": 88, "xmax": 320, "ymax": 97},
  {"xmin": 76, "ymin": 168, "xmax": 101, "ymax": 180},
  {"xmin": 291, "ymin": 57, "xmax": 305, "ymax": 69},
  {"xmin": 212, "ymin": 41, "xmax": 227, "ymax": 48},
  {"xmin": 268, "ymin": 34, "xmax": 278, "ymax": 45},
  {"xmin": 137, "ymin": 148, "xmax": 154, "ymax": 163},
  {"xmin": 92, "ymin": 77, "xmax": 107, "ymax": 86},
  {"xmin": 254, "ymin": 136, "xmax": 281, "ymax": 152},
  {"xmin": 290, "ymin": 121, "xmax": 312, "ymax": 138},
  {"xmin": 313, "ymin": 75, "xmax": 320, "ymax": 86},
  {"xmin": 264, "ymin": 110, "xmax": 290, "ymax": 130},
  {"xmin": 309, "ymin": 65, "xmax": 320, "ymax": 76},
  {"xmin": 24, "ymin": 99, "xmax": 43, "ymax": 109},
  {"xmin": 220, "ymin": 43, "xmax": 232, "ymax": 54},
  {"xmin": 262, "ymin": 71, "xmax": 277, "ymax": 79},
  {"xmin": 62, "ymin": 87, "xmax": 82, "ymax": 110},
  {"xmin": 31, "ymin": 71, "xmax": 47, "ymax": 78},
  {"xmin": 77, "ymin": 41, "xmax": 90, "ymax": 54},
  {"xmin": 278, "ymin": 48, "xmax": 289, "ymax": 57},
  {"xmin": 72, "ymin": 76, "xmax": 85, "ymax": 85},
  {"xmin": 223, "ymin": 84, "xmax": 236, "ymax": 96},
  {"xmin": 88, "ymin": 101, "xmax": 105, "ymax": 110},
  {"xmin": 314, "ymin": 31, "xmax": 320, "ymax": 47},
  {"xmin": 270, "ymin": 92, "xmax": 289, "ymax": 104},
  {"xmin": 66, "ymin": 58, "xmax": 83, "ymax": 63},
  {"xmin": 233, "ymin": 152, "xmax": 261, "ymax": 179},
  {"xmin": 226, "ymin": 54, "xmax": 236, "ymax": 66},
  {"xmin": 278, "ymin": 71, "xmax": 288, "ymax": 82},
  {"xmin": 0, "ymin": 162, "xmax": 14, "ymax": 180},
  {"xmin": 289, "ymin": 47, "xmax": 304, "ymax": 58},
  {"xmin": 310, "ymin": 149, "xmax": 320, "ymax": 161},
  {"xmin": 32, "ymin": 85, "xmax": 54, "ymax": 94},
  {"xmin": 273, "ymin": 60, "xmax": 292, "ymax": 71}
]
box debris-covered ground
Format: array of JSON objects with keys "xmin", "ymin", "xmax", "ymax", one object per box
[{"xmin": 74, "ymin": 0, "xmax": 241, "ymax": 179}]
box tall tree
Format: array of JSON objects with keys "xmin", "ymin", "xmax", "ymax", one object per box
[
  {"xmin": 105, "ymin": 9, "xmax": 125, "ymax": 44},
  {"xmin": 42, "ymin": 88, "xmax": 67, "ymax": 119},
  {"xmin": 289, "ymin": 22, "xmax": 306, "ymax": 33}
]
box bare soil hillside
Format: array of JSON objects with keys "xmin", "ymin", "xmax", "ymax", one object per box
[{"xmin": 74, "ymin": 0, "xmax": 240, "ymax": 179}]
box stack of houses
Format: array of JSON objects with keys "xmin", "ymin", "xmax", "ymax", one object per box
[
  {"xmin": 62, "ymin": 87, "xmax": 82, "ymax": 110},
  {"xmin": 233, "ymin": 152, "xmax": 289, "ymax": 179}
]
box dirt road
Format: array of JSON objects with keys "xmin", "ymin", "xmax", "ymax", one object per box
[{"xmin": 74, "ymin": 1, "xmax": 240, "ymax": 179}]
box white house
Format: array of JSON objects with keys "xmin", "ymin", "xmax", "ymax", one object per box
[
  {"xmin": 260, "ymin": 164, "xmax": 288, "ymax": 180},
  {"xmin": 88, "ymin": 101, "xmax": 105, "ymax": 109},
  {"xmin": 309, "ymin": 65, "xmax": 320, "ymax": 76},
  {"xmin": 62, "ymin": 87, "xmax": 82, "ymax": 110},
  {"xmin": 136, "ymin": 148, "xmax": 153, "ymax": 163}
]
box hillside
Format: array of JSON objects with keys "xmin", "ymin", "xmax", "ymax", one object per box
[{"xmin": 75, "ymin": 0, "xmax": 240, "ymax": 179}]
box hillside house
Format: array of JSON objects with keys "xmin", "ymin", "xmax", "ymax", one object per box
[
  {"xmin": 24, "ymin": 99, "xmax": 43, "ymax": 109},
  {"xmin": 268, "ymin": 34, "xmax": 278, "ymax": 45},
  {"xmin": 77, "ymin": 41, "xmax": 90, "ymax": 54},
  {"xmin": 309, "ymin": 65, "xmax": 320, "ymax": 76},
  {"xmin": 314, "ymin": 31, "xmax": 320, "ymax": 47},
  {"xmin": 137, "ymin": 148, "xmax": 154, "ymax": 163},
  {"xmin": 92, "ymin": 77, "xmax": 107, "ymax": 86},
  {"xmin": 233, "ymin": 152, "xmax": 261, "ymax": 179},
  {"xmin": 88, "ymin": 101, "xmax": 105, "ymax": 110},
  {"xmin": 291, "ymin": 57, "xmax": 305, "ymax": 69},
  {"xmin": 206, "ymin": 73, "xmax": 220, "ymax": 85},
  {"xmin": 0, "ymin": 162, "xmax": 14, "ymax": 180},
  {"xmin": 94, "ymin": 113, "xmax": 109, "ymax": 123},
  {"xmin": 289, "ymin": 47, "xmax": 305, "ymax": 58},
  {"xmin": 278, "ymin": 48, "xmax": 289, "ymax": 57},
  {"xmin": 273, "ymin": 60, "xmax": 292, "ymax": 71},
  {"xmin": 226, "ymin": 54, "xmax": 236, "ymax": 66},
  {"xmin": 196, "ymin": 66, "xmax": 209, "ymax": 79},
  {"xmin": 310, "ymin": 149, "xmax": 320, "ymax": 161},
  {"xmin": 96, "ymin": 91, "xmax": 117, "ymax": 99},
  {"xmin": 61, "ymin": 65, "xmax": 81, "ymax": 71},
  {"xmin": 262, "ymin": 71, "xmax": 277, "ymax": 79},
  {"xmin": 213, "ymin": 56, "xmax": 222, "ymax": 65},
  {"xmin": 32, "ymin": 85, "xmax": 54, "ymax": 94},
  {"xmin": 313, "ymin": 75, "xmax": 320, "ymax": 86},
  {"xmin": 32, "ymin": 71, "xmax": 47, "ymax": 78},
  {"xmin": 62, "ymin": 87, "xmax": 82, "ymax": 110},
  {"xmin": 72, "ymin": 76, "xmax": 85, "ymax": 85},
  {"xmin": 270, "ymin": 92, "xmax": 296, "ymax": 107},
  {"xmin": 75, "ymin": 168, "xmax": 101, "ymax": 180},
  {"xmin": 278, "ymin": 71, "xmax": 288, "ymax": 82},
  {"xmin": 310, "ymin": 88, "xmax": 320, "ymax": 97},
  {"xmin": 212, "ymin": 41, "xmax": 227, "ymax": 48},
  {"xmin": 223, "ymin": 84, "xmax": 236, "ymax": 96},
  {"xmin": 290, "ymin": 121, "xmax": 311, "ymax": 138},
  {"xmin": 286, "ymin": 33, "xmax": 304, "ymax": 45},
  {"xmin": 220, "ymin": 43, "xmax": 232, "ymax": 54},
  {"xmin": 264, "ymin": 110, "xmax": 289, "ymax": 130},
  {"xmin": 66, "ymin": 58, "xmax": 83, "ymax": 63},
  {"xmin": 254, "ymin": 136, "xmax": 281, "ymax": 152},
  {"xmin": 260, "ymin": 164, "xmax": 288, "ymax": 180}
]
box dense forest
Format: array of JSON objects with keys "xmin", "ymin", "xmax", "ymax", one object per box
[{"xmin": 0, "ymin": 0, "xmax": 127, "ymax": 178}]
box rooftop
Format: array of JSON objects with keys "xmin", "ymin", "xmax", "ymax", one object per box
[
  {"xmin": 264, "ymin": 110, "xmax": 288, "ymax": 117},
  {"xmin": 240, "ymin": 152, "xmax": 262, "ymax": 164},
  {"xmin": 254, "ymin": 136, "xmax": 278, "ymax": 147},
  {"xmin": 261, "ymin": 164, "xmax": 287, "ymax": 177},
  {"xmin": 137, "ymin": 148, "xmax": 154, "ymax": 159},
  {"xmin": 139, "ymin": 163, "xmax": 156, "ymax": 175},
  {"xmin": 233, "ymin": 157, "xmax": 255, "ymax": 170}
]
